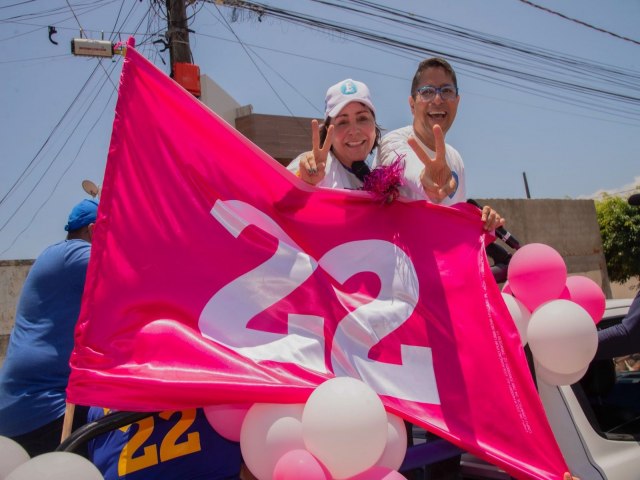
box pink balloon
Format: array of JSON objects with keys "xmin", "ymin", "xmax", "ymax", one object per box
[
  {"xmin": 203, "ymin": 403, "xmax": 252, "ymax": 442},
  {"xmin": 501, "ymin": 281, "xmax": 512, "ymax": 295},
  {"xmin": 564, "ymin": 276, "xmax": 606, "ymax": 324},
  {"xmin": 347, "ymin": 466, "xmax": 406, "ymax": 479},
  {"xmin": 273, "ymin": 449, "xmax": 331, "ymax": 480},
  {"xmin": 507, "ymin": 243, "xmax": 567, "ymax": 312}
]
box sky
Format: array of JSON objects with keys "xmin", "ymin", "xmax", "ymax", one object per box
[{"xmin": 0, "ymin": 0, "xmax": 639, "ymax": 260}]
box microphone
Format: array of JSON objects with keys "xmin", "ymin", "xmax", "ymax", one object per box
[
  {"xmin": 350, "ymin": 161, "xmax": 371, "ymax": 183},
  {"xmin": 467, "ymin": 199, "xmax": 521, "ymax": 250}
]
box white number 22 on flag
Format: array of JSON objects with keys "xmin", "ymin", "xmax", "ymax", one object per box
[{"xmin": 199, "ymin": 200, "xmax": 439, "ymax": 404}]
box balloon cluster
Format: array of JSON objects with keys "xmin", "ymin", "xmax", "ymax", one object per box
[
  {"xmin": 204, "ymin": 377, "xmax": 407, "ymax": 480},
  {"xmin": 501, "ymin": 243, "xmax": 605, "ymax": 386},
  {"xmin": 0, "ymin": 436, "xmax": 103, "ymax": 479}
]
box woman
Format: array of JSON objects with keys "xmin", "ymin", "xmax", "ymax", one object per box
[{"xmin": 287, "ymin": 78, "xmax": 380, "ymax": 190}]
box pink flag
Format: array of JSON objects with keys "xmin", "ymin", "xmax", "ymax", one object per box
[{"xmin": 68, "ymin": 41, "xmax": 568, "ymax": 479}]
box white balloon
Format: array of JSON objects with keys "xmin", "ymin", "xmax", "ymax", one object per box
[
  {"xmin": 375, "ymin": 413, "xmax": 407, "ymax": 471},
  {"xmin": 302, "ymin": 377, "xmax": 387, "ymax": 479},
  {"xmin": 6, "ymin": 452, "xmax": 103, "ymax": 480},
  {"xmin": 527, "ymin": 300, "xmax": 598, "ymax": 375},
  {"xmin": 535, "ymin": 361, "xmax": 588, "ymax": 386},
  {"xmin": 501, "ymin": 293, "xmax": 531, "ymax": 345},
  {"xmin": 240, "ymin": 403, "xmax": 305, "ymax": 480},
  {"xmin": 0, "ymin": 436, "xmax": 29, "ymax": 479}
]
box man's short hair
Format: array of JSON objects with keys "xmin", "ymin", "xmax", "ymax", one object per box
[{"xmin": 410, "ymin": 57, "xmax": 458, "ymax": 97}]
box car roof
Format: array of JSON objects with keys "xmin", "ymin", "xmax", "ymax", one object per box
[{"xmin": 604, "ymin": 297, "xmax": 634, "ymax": 319}]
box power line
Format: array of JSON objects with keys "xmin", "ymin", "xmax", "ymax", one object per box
[
  {"xmin": 517, "ymin": 0, "xmax": 640, "ymax": 46},
  {"xmin": 0, "ymin": 64, "xmax": 102, "ymax": 211},
  {"xmin": 208, "ymin": 0, "xmax": 640, "ymax": 121},
  {"xmin": 65, "ymin": 0, "xmax": 85, "ymax": 34},
  {"xmin": 0, "ymin": 0, "xmax": 152, "ymax": 244},
  {"xmin": 0, "ymin": 69, "xmax": 116, "ymax": 255},
  {"xmin": 210, "ymin": 2, "xmax": 309, "ymax": 124}
]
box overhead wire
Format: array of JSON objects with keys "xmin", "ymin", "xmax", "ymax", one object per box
[
  {"xmin": 0, "ymin": 63, "xmax": 102, "ymax": 230},
  {"xmin": 0, "ymin": 0, "xmax": 96, "ymax": 212},
  {"xmin": 0, "ymin": 0, "xmax": 116, "ymax": 21},
  {"xmin": 0, "ymin": 63, "xmax": 102, "ymax": 211},
  {"xmin": 0, "ymin": 0, "xmax": 152, "ymax": 243},
  {"xmin": 65, "ymin": 0, "xmax": 85, "ymax": 34},
  {"xmin": 193, "ymin": 30, "xmax": 407, "ymax": 82},
  {"xmin": 2, "ymin": 0, "xmax": 639, "ymax": 250},
  {"xmin": 207, "ymin": 0, "xmax": 639, "ymax": 122},
  {"xmin": 190, "ymin": 28, "xmax": 640, "ymax": 128},
  {"xmin": 209, "ymin": 2, "xmax": 315, "ymax": 131},
  {"xmin": 517, "ymin": 0, "xmax": 640, "ymax": 46},
  {"xmin": 0, "ymin": 1, "xmax": 36, "ymax": 10},
  {"xmin": 200, "ymin": 5, "xmax": 321, "ymax": 115},
  {"xmin": 0, "ymin": 62, "xmax": 120, "ymax": 253}
]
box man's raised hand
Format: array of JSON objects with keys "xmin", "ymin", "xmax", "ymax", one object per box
[{"xmin": 408, "ymin": 124, "xmax": 457, "ymax": 203}]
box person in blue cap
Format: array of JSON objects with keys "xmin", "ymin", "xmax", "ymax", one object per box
[{"xmin": 0, "ymin": 198, "xmax": 98, "ymax": 456}]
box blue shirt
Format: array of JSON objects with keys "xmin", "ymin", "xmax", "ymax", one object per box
[
  {"xmin": 88, "ymin": 407, "xmax": 242, "ymax": 480},
  {"xmin": 0, "ymin": 239, "xmax": 91, "ymax": 436}
]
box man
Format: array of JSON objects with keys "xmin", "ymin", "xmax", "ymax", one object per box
[
  {"xmin": 378, "ymin": 57, "xmax": 508, "ymax": 480},
  {"xmin": 378, "ymin": 57, "xmax": 502, "ymax": 230},
  {"xmin": 0, "ymin": 199, "xmax": 98, "ymax": 456},
  {"xmin": 595, "ymin": 192, "xmax": 640, "ymax": 360}
]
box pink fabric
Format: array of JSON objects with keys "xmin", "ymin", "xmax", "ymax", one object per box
[{"xmin": 67, "ymin": 42, "xmax": 568, "ymax": 479}]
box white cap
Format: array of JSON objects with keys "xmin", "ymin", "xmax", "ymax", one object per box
[{"xmin": 324, "ymin": 79, "xmax": 376, "ymax": 120}]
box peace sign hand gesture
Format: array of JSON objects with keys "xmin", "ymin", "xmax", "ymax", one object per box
[
  {"xmin": 407, "ymin": 124, "xmax": 457, "ymax": 203},
  {"xmin": 298, "ymin": 119, "xmax": 334, "ymax": 186}
]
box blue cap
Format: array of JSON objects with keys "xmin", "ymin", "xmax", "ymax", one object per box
[{"xmin": 65, "ymin": 199, "xmax": 98, "ymax": 231}]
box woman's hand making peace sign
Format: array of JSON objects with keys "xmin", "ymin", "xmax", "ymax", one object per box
[{"xmin": 297, "ymin": 119, "xmax": 335, "ymax": 186}]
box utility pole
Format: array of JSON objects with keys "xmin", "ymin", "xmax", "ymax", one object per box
[
  {"xmin": 70, "ymin": 0, "xmax": 200, "ymax": 95},
  {"xmin": 166, "ymin": 0, "xmax": 191, "ymax": 76},
  {"xmin": 165, "ymin": 0, "xmax": 201, "ymax": 97}
]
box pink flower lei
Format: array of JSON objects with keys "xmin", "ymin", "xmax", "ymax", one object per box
[{"xmin": 363, "ymin": 153, "xmax": 406, "ymax": 203}]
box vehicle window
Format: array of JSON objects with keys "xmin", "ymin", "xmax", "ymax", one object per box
[{"xmin": 575, "ymin": 314, "xmax": 640, "ymax": 441}]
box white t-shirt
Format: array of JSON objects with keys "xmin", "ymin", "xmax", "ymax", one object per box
[
  {"xmin": 376, "ymin": 125, "xmax": 466, "ymax": 205},
  {"xmin": 287, "ymin": 151, "xmax": 364, "ymax": 190}
]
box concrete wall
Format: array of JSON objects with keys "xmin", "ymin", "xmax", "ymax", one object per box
[
  {"xmin": 199, "ymin": 74, "xmax": 242, "ymax": 126},
  {"xmin": 0, "ymin": 260, "xmax": 33, "ymax": 366},
  {"xmin": 479, "ymin": 198, "xmax": 612, "ymax": 297}
]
